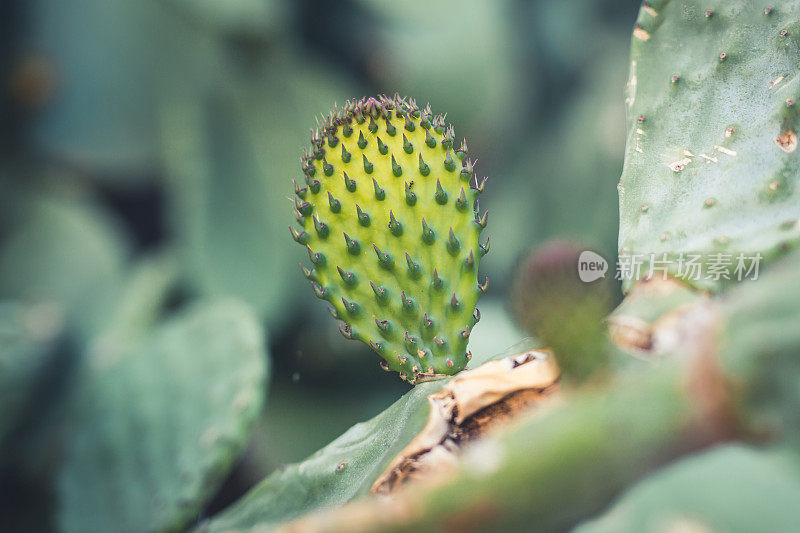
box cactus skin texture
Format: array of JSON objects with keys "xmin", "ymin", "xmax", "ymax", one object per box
[
  {"xmin": 619, "ymin": 1, "xmax": 800, "ymax": 290},
  {"xmin": 292, "ymin": 95, "xmax": 488, "ymax": 382}
]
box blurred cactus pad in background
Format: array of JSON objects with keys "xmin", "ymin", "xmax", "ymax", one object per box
[{"xmin": 3, "ymin": 1, "xmax": 800, "ymax": 532}]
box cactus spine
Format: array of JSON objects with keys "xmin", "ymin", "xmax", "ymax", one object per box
[{"xmin": 292, "ymin": 95, "xmax": 488, "ymax": 382}]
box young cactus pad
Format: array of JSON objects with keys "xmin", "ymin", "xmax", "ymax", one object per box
[{"xmin": 291, "ymin": 95, "xmax": 488, "ymax": 382}]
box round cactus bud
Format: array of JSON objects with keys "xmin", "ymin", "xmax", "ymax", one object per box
[{"xmin": 511, "ymin": 241, "xmax": 613, "ymax": 382}]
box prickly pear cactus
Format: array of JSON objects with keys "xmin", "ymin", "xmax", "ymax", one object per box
[
  {"xmin": 292, "ymin": 96, "xmax": 488, "ymax": 382},
  {"xmin": 619, "ymin": 1, "xmax": 800, "ymax": 289}
]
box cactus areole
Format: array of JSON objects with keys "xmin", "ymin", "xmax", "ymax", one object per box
[{"xmin": 291, "ymin": 95, "xmax": 488, "ymax": 383}]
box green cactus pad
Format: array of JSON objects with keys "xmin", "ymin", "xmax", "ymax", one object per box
[
  {"xmin": 293, "ymin": 95, "xmax": 488, "ymax": 382},
  {"xmin": 57, "ymin": 299, "xmax": 267, "ymax": 533},
  {"xmin": 576, "ymin": 445, "xmax": 800, "ymax": 533},
  {"xmin": 0, "ymin": 300, "xmax": 64, "ymax": 449},
  {"xmin": 196, "ymin": 338, "xmax": 538, "ymax": 533},
  {"xmin": 619, "ymin": 1, "xmax": 800, "ymax": 289}
]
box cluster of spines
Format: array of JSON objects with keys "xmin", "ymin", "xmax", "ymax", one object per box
[{"xmin": 291, "ymin": 95, "xmax": 488, "ymax": 382}]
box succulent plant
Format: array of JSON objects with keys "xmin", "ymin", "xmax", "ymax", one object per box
[
  {"xmin": 618, "ymin": 0, "xmax": 800, "ymax": 290},
  {"xmin": 511, "ymin": 241, "xmax": 613, "ymax": 382},
  {"xmin": 291, "ymin": 95, "xmax": 488, "ymax": 382}
]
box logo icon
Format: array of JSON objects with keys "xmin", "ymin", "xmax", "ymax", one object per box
[{"xmin": 578, "ymin": 251, "xmax": 608, "ymax": 282}]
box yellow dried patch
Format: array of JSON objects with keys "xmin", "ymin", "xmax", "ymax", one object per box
[
  {"xmin": 370, "ymin": 350, "xmax": 559, "ymax": 495},
  {"xmin": 633, "ymin": 27, "xmax": 651, "ymax": 41},
  {"xmin": 775, "ymin": 130, "xmax": 798, "ymax": 153}
]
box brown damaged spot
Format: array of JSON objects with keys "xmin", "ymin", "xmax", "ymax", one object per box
[
  {"xmin": 775, "ymin": 130, "xmax": 798, "ymax": 153},
  {"xmin": 609, "ymin": 314, "xmax": 654, "ymax": 353},
  {"xmin": 608, "ymin": 278, "xmax": 708, "ymax": 358},
  {"xmin": 371, "ymin": 350, "xmax": 560, "ymax": 495},
  {"xmin": 676, "ymin": 303, "xmax": 742, "ymax": 444}
]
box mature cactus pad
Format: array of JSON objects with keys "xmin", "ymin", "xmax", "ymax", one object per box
[
  {"xmin": 619, "ymin": 1, "xmax": 800, "ymax": 288},
  {"xmin": 292, "ymin": 95, "xmax": 488, "ymax": 382}
]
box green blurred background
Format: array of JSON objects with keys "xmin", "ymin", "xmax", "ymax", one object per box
[{"xmin": 0, "ymin": 0, "xmax": 637, "ymax": 528}]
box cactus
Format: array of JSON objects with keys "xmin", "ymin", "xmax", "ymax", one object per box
[
  {"xmin": 58, "ymin": 299, "xmax": 267, "ymax": 533},
  {"xmin": 242, "ymin": 249, "xmax": 800, "ymax": 533},
  {"xmin": 576, "ymin": 444, "xmax": 800, "ymax": 533},
  {"xmin": 159, "ymin": 30, "xmax": 356, "ymax": 324},
  {"xmin": 511, "ymin": 241, "xmax": 614, "ymax": 382},
  {"xmin": 292, "ymin": 95, "xmax": 488, "ymax": 382},
  {"xmin": 0, "ymin": 192, "xmax": 129, "ymax": 339},
  {"xmin": 195, "ymin": 338, "xmax": 540, "ymax": 533},
  {"xmin": 0, "ymin": 300, "xmax": 64, "ymax": 450},
  {"xmin": 618, "ymin": 1, "xmax": 800, "ymax": 290}
]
